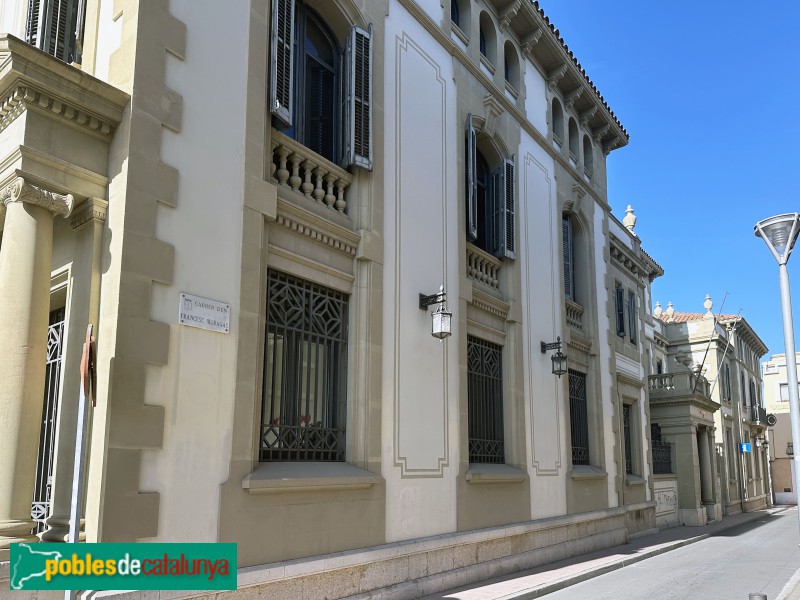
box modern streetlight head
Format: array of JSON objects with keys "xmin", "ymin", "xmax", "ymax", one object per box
[{"xmin": 754, "ymin": 213, "xmax": 800, "ymax": 265}]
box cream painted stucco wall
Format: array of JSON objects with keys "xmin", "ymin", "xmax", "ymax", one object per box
[
  {"xmin": 138, "ymin": 1, "xmax": 248, "ymax": 543},
  {"xmin": 381, "ymin": 2, "xmax": 460, "ymax": 542},
  {"xmin": 518, "ymin": 128, "xmax": 563, "ymax": 520}
]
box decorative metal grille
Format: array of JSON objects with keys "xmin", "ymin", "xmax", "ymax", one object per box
[
  {"xmin": 569, "ymin": 370, "xmax": 590, "ymax": 465},
  {"xmin": 32, "ymin": 307, "xmax": 65, "ymax": 533},
  {"xmin": 650, "ymin": 424, "xmax": 672, "ymax": 474},
  {"xmin": 623, "ymin": 404, "xmax": 633, "ymax": 474},
  {"xmin": 260, "ymin": 270, "xmax": 348, "ymax": 462},
  {"xmin": 467, "ymin": 337, "xmax": 504, "ymax": 463}
]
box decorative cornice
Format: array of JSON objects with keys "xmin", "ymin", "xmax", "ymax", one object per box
[
  {"xmin": 592, "ymin": 123, "xmax": 611, "ymax": 145},
  {"xmin": 520, "ymin": 28, "xmax": 543, "ymax": 60},
  {"xmin": 603, "ymin": 137, "xmax": 624, "ymax": 157},
  {"xmin": 0, "ymin": 84, "xmax": 116, "ymax": 140},
  {"xmin": 0, "ymin": 176, "xmax": 73, "ymax": 217},
  {"xmin": 546, "ymin": 64, "xmax": 568, "ymax": 91},
  {"xmin": 471, "ymin": 288, "xmax": 510, "ymax": 321},
  {"xmin": 275, "ymin": 212, "xmax": 357, "ymax": 257},
  {"xmin": 567, "ymin": 332, "xmax": 592, "ymax": 355},
  {"xmin": 579, "ymin": 106, "xmax": 598, "ymax": 129},
  {"xmin": 70, "ymin": 197, "xmax": 108, "ymax": 230},
  {"xmin": 498, "ymin": 0, "xmax": 523, "ymax": 33},
  {"xmin": 565, "ymin": 87, "xmax": 584, "ymax": 111}
]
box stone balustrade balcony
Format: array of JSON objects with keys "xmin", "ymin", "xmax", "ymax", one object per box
[
  {"xmin": 270, "ymin": 130, "xmax": 354, "ymax": 216},
  {"xmin": 648, "ymin": 372, "xmax": 713, "ymax": 402},
  {"xmin": 565, "ymin": 299, "xmax": 583, "ymax": 332},
  {"xmin": 466, "ymin": 243, "xmax": 501, "ymax": 290}
]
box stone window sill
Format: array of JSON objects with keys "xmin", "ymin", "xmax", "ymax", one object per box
[
  {"xmin": 625, "ymin": 475, "xmax": 646, "ymax": 486},
  {"xmin": 451, "ymin": 23, "xmax": 469, "ymax": 45},
  {"xmin": 570, "ymin": 465, "xmax": 608, "ymax": 480},
  {"xmin": 242, "ymin": 461, "xmax": 381, "ymax": 495},
  {"xmin": 652, "ymin": 473, "xmax": 677, "ymax": 480},
  {"xmin": 466, "ymin": 464, "xmax": 526, "ymax": 484}
]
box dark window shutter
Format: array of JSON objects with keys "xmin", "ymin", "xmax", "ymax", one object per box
[
  {"xmin": 563, "ymin": 215, "xmax": 573, "ymax": 300},
  {"xmin": 26, "ymin": 0, "xmax": 80, "ymax": 63},
  {"xmin": 628, "ymin": 290, "xmax": 636, "ymax": 342},
  {"xmin": 498, "ymin": 156, "xmax": 515, "ymax": 259},
  {"xmin": 615, "ymin": 286, "xmax": 625, "ymax": 337},
  {"xmin": 465, "ymin": 114, "xmax": 478, "ymax": 242},
  {"xmin": 344, "ymin": 24, "xmax": 372, "ymax": 170},
  {"xmin": 270, "ymin": 0, "xmax": 295, "ymax": 126}
]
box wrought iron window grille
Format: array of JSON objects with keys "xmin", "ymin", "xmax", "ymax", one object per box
[
  {"xmin": 569, "ymin": 370, "xmax": 590, "ymax": 465},
  {"xmin": 467, "ymin": 336, "xmax": 505, "ymax": 464}
]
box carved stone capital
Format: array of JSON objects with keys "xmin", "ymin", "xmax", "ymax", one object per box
[
  {"xmin": 547, "ymin": 64, "xmax": 568, "ymax": 91},
  {"xmin": 0, "ymin": 177, "xmax": 73, "ymax": 217}
]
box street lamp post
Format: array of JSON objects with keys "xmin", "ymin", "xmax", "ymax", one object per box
[{"xmin": 755, "ymin": 213, "xmax": 800, "ymax": 533}]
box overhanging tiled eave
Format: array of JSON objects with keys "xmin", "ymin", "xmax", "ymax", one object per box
[
  {"xmin": 0, "ymin": 34, "xmax": 129, "ymax": 202},
  {"xmin": 498, "ymin": 0, "xmax": 628, "ymax": 154}
]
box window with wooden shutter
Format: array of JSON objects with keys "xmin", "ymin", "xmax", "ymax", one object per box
[
  {"xmin": 498, "ymin": 156, "xmax": 515, "ymax": 259},
  {"xmin": 25, "ymin": 0, "xmax": 82, "ymax": 63},
  {"xmin": 344, "ymin": 25, "xmax": 372, "ymax": 170},
  {"xmin": 563, "ymin": 215, "xmax": 574, "ymax": 300},
  {"xmin": 615, "ymin": 284, "xmax": 625, "ymax": 337},
  {"xmin": 628, "ymin": 289, "xmax": 637, "ymax": 343},
  {"xmin": 270, "ymin": 0, "xmax": 295, "ymax": 126},
  {"xmin": 465, "ymin": 114, "xmax": 478, "ymax": 242}
]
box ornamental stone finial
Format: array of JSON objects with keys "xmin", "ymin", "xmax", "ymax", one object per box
[
  {"xmin": 0, "ymin": 176, "xmax": 73, "ymax": 217},
  {"xmin": 654, "ymin": 301, "xmax": 662, "ymax": 318},
  {"xmin": 623, "ymin": 205, "xmax": 637, "ymax": 235},
  {"xmin": 665, "ymin": 301, "xmax": 675, "ymax": 320},
  {"xmin": 703, "ymin": 294, "xmax": 713, "ymax": 318}
]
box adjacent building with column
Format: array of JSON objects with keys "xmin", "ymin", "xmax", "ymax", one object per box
[
  {"xmin": 652, "ymin": 299, "xmax": 771, "ymax": 521},
  {"xmin": 763, "ymin": 353, "xmax": 797, "ymax": 504},
  {"xmin": 0, "ymin": 0, "xmax": 718, "ymax": 597}
]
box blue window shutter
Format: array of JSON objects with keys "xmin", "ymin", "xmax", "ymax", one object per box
[
  {"xmin": 270, "ymin": 0, "xmax": 295, "ymax": 126},
  {"xmin": 499, "ymin": 156, "xmax": 515, "ymax": 259},
  {"xmin": 344, "ymin": 24, "xmax": 373, "ymax": 170},
  {"xmin": 563, "ymin": 215, "xmax": 573, "ymax": 300}
]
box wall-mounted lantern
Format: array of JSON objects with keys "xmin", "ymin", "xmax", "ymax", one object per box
[
  {"xmin": 419, "ymin": 285, "xmax": 452, "ymax": 340},
  {"xmin": 541, "ymin": 336, "xmax": 568, "ymax": 377}
]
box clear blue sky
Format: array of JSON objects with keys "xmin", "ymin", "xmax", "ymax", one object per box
[{"xmin": 536, "ymin": 1, "xmax": 800, "ymax": 361}]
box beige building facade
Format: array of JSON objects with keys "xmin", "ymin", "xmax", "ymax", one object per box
[
  {"xmin": 763, "ymin": 353, "xmax": 797, "ymax": 504},
  {"xmin": 652, "ymin": 300, "xmax": 771, "ymax": 522},
  {"xmin": 1, "ymin": 1, "xmax": 687, "ymax": 598}
]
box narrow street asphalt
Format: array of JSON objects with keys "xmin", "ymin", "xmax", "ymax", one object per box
[{"xmin": 543, "ymin": 508, "xmax": 800, "ymax": 600}]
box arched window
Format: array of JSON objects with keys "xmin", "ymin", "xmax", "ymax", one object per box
[
  {"xmin": 479, "ymin": 12, "xmax": 496, "ymax": 65},
  {"xmin": 451, "ymin": 0, "xmax": 459, "ymax": 26},
  {"xmin": 504, "ymin": 41, "xmax": 519, "ymax": 90},
  {"xmin": 568, "ymin": 118, "xmax": 579, "ymax": 159},
  {"xmin": 582, "ymin": 135, "xmax": 593, "ymax": 176},
  {"xmin": 269, "ymin": 0, "xmax": 373, "ymax": 169},
  {"xmin": 551, "ymin": 98, "xmax": 564, "ymax": 144}
]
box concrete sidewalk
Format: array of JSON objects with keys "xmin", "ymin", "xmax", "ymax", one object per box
[{"xmin": 418, "ymin": 506, "xmax": 795, "ymax": 600}]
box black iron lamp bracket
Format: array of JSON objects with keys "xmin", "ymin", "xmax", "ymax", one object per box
[
  {"xmin": 420, "ymin": 291, "xmax": 447, "ymax": 310},
  {"xmin": 541, "ymin": 337, "xmax": 562, "ymax": 353}
]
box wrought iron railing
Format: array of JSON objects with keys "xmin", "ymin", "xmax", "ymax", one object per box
[
  {"xmin": 32, "ymin": 308, "xmax": 65, "ymax": 533},
  {"xmin": 569, "ymin": 370, "xmax": 590, "ymax": 465},
  {"xmin": 467, "ymin": 337, "xmax": 504, "ymax": 464},
  {"xmin": 652, "ymin": 441, "xmax": 673, "ymax": 474}
]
